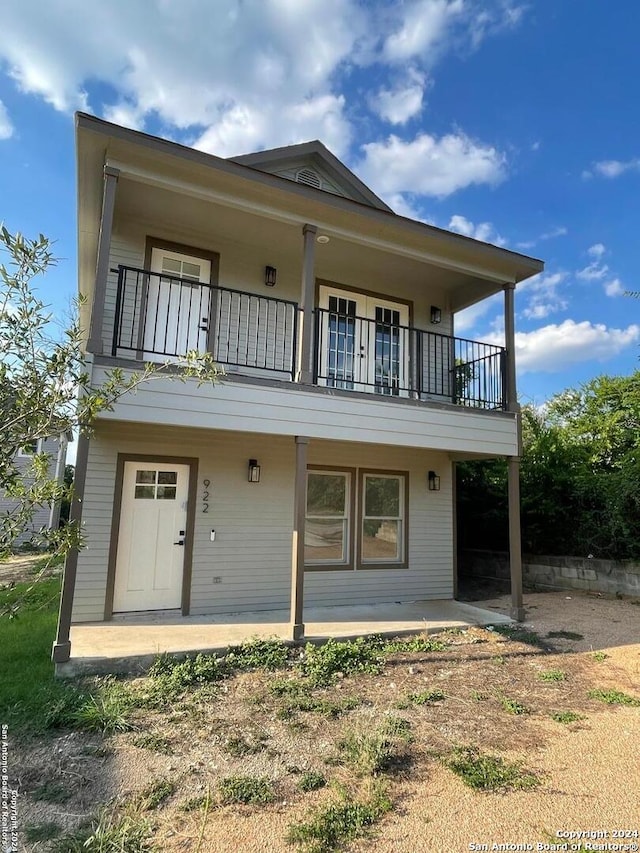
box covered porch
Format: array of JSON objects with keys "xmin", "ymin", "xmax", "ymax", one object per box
[{"xmin": 56, "ymin": 598, "xmax": 512, "ymax": 677}]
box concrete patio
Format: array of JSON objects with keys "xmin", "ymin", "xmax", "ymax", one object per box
[{"xmin": 57, "ymin": 599, "xmax": 512, "ymax": 676}]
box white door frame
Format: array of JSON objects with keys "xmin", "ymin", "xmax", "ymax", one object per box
[
  {"xmin": 105, "ymin": 454, "xmax": 198, "ymax": 619},
  {"xmin": 318, "ymin": 285, "xmax": 410, "ymax": 395}
]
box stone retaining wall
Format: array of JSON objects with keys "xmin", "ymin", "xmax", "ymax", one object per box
[{"xmin": 461, "ymin": 550, "xmax": 640, "ymax": 597}]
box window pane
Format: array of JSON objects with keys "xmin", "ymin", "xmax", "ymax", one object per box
[
  {"xmin": 362, "ymin": 520, "xmax": 399, "ymax": 560},
  {"xmin": 305, "ymin": 519, "xmax": 346, "ymax": 562},
  {"xmin": 307, "ymin": 473, "xmax": 346, "ymax": 516},
  {"xmin": 182, "ymin": 261, "xmax": 201, "ymax": 279},
  {"xmin": 134, "ymin": 485, "xmax": 155, "ymax": 499},
  {"xmin": 158, "ymin": 471, "xmax": 177, "ymax": 485},
  {"xmin": 136, "ymin": 470, "xmax": 156, "ymax": 484},
  {"xmin": 162, "ymin": 257, "xmax": 181, "ymax": 274},
  {"xmin": 365, "ymin": 476, "xmax": 400, "ymax": 517},
  {"xmin": 156, "ymin": 486, "xmax": 177, "ymax": 500}
]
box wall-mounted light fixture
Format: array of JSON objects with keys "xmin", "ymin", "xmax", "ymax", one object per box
[
  {"xmin": 265, "ymin": 266, "xmax": 277, "ymax": 287},
  {"xmin": 248, "ymin": 459, "xmax": 261, "ymax": 483},
  {"xmin": 428, "ymin": 470, "xmax": 441, "ymax": 491},
  {"xmin": 430, "ymin": 305, "xmax": 442, "ymax": 324}
]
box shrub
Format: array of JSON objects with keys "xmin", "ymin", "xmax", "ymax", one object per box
[
  {"xmin": 297, "ymin": 771, "xmax": 327, "ymax": 793},
  {"xmin": 446, "ymin": 747, "xmax": 540, "ymax": 792}
]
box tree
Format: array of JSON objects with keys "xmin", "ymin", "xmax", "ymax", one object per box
[
  {"xmin": 457, "ymin": 371, "xmax": 640, "ymax": 560},
  {"xmin": 0, "ymin": 227, "xmax": 220, "ymax": 558}
]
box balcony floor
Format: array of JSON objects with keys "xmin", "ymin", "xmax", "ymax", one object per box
[{"xmin": 58, "ymin": 599, "xmax": 512, "ymax": 677}]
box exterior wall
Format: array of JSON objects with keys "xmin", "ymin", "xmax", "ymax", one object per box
[
  {"xmin": 92, "ymin": 365, "xmax": 518, "ymax": 456},
  {"xmin": 462, "ymin": 549, "xmax": 640, "ymax": 598},
  {"xmin": 0, "ymin": 437, "xmax": 61, "ymax": 547},
  {"xmin": 71, "ymin": 422, "xmax": 453, "ymax": 622}
]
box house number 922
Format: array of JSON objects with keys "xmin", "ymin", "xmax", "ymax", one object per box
[{"xmin": 202, "ymin": 478, "xmax": 210, "ymax": 514}]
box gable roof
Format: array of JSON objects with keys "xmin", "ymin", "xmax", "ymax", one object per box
[{"xmin": 229, "ymin": 140, "xmax": 393, "ymax": 213}]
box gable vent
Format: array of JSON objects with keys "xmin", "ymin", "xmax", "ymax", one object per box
[{"xmin": 296, "ymin": 168, "xmax": 322, "ymax": 189}]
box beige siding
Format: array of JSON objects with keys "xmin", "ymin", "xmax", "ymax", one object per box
[{"xmin": 71, "ymin": 423, "xmax": 452, "ymax": 622}]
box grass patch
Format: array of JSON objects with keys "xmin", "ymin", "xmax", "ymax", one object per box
[
  {"xmin": 52, "ymin": 810, "xmax": 152, "ymax": 852},
  {"xmin": 0, "ymin": 576, "xmax": 87, "ymax": 735},
  {"xmin": 538, "ymin": 669, "xmax": 566, "ymax": 683},
  {"xmin": 384, "ymin": 635, "xmax": 448, "ymax": 653},
  {"xmin": 286, "ymin": 784, "xmax": 392, "ymax": 852},
  {"xmin": 336, "ymin": 717, "xmax": 412, "ymax": 776},
  {"xmin": 140, "ymin": 778, "xmax": 175, "ymax": 810},
  {"xmin": 498, "ymin": 694, "xmax": 530, "ymax": 715},
  {"xmin": 551, "ymin": 711, "xmax": 586, "ymax": 724},
  {"xmin": 471, "ymin": 690, "xmax": 488, "ymax": 701},
  {"xmin": 148, "ymin": 652, "xmax": 225, "ymax": 692},
  {"xmin": 31, "ymin": 780, "xmax": 71, "ymax": 803},
  {"xmin": 180, "ymin": 794, "xmax": 209, "ymax": 812},
  {"xmin": 547, "ymin": 630, "xmax": 584, "ymax": 641},
  {"xmin": 408, "ymin": 689, "xmax": 446, "ymax": 705},
  {"xmin": 218, "ymin": 774, "xmax": 275, "ymax": 805},
  {"xmin": 225, "ymin": 637, "xmax": 290, "ymax": 671},
  {"xmin": 299, "ymin": 637, "xmax": 385, "ymax": 686},
  {"xmin": 72, "ymin": 677, "xmax": 137, "ymax": 734},
  {"xmin": 223, "ymin": 731, "xmax": 269, "ymax": 756},
  {"xmin": 588, "ymin": 689, "xmax": 640, "ymax": 706},
  {"xmin": 24, "ymin": 821, "xmax": 63, "ymax": 842},
  {"xmin": 297, "ymin": 771, "xmax": 327, "ymax": 793},
  {"xmin": 271, "ymin": 681, "xmax": 360, "ymax": 720},
  {"xmin": 446, "ymin": 747, "xmax": 540, "ymax": 792},
  {"xmin": 592, "ymin": 651, "xmax": 609, "ymax": 662},
  {"xmin": 132, "ymin": 732, "xmax": 173, "ymax": 754}
]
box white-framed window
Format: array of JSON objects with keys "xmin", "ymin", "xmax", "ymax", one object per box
[
  {"xmin": 360, "ymin": 472, "xmax": 406, "ymax": 565},
  {"xmin": 305, "ymin": 470, "xmax": 351, "ymax": 566},
  {"xmin": 17, "ymin": 440, "xmax": 39, "ymax": 457},
  {"xmin": 304, "ymin": 467, "xmax": 408, "ymax": 570}
]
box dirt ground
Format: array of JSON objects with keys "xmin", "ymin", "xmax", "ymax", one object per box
[{"xmin": 14, "ymin": 590, "xmax": 640, "ymax": 852}]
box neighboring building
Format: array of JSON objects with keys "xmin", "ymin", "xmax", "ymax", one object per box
[
  {"xmin": 2, "ymin": 435, "xmax": 69, "ymax": 547},
  {"xmin": 53, "ymin": 113, "xmax": 543, "ymax": 663}
]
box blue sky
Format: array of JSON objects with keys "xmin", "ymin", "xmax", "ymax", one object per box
[{"xmin": 0, "ymin": 0, "xmax": 639, "ymax": 410}]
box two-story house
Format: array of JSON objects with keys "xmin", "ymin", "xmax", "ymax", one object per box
[{"xmin": 53, "ymin": 113, "xmax": 543, "ymax": 664}]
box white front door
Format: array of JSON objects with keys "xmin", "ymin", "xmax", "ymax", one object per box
[
  {"xmin": 144, "ymin": 248, "xmax": 212, "ymax": 360},
  {"xmin": 113, "ymin": 462, "xmax": 190, "ymax": 613},
  {"xmin": 318, "ymin": 286, "xmax": 409, "ymax": 394}
]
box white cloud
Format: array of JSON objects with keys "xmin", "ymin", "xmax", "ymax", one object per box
[
  {"xmin": 604, "ymin": 278, "xmax": 624, "ymax": 297},
  {"xmin": 583, "ymin": 158, "xmax": 640, "ymax": 179},
  {"xmin": 588, "ymin": 242, "xmax": 606, "ymax": 258},
  {"xmin": 448, "ymin": 214, "xmax": 506, "ymax": 246},
  {"xmin": 0, "ymin": 100, "xmax": 14, "ymax": 140},
  {"xmin": 577, "ymin": 244, "xmax": 608, "ymax": 281},
  {"xmin": 518, "ymin": 271, "xmax": 568, "ymax": 320},
  {"xmin": 371, "ymin": 69, "xmax": 427, "ymax": 125},
  {"xmin": 483, "ymin": 320, "xmax": 640, "ymax": 373},
  {"xmin": 382, "ymin": 0, "xmax": 466, "ymax": 61},
  {"xmin": 516, "ymin": 225, "xmax": 567, "ymax": 250},
  {"xmin": 358, "ymin": 132, "xmax": 506, "ymax": 199},
  {"xmin": 0, "ymin": 0, "xmax": 365, "ymax": 155},
  {"xmin": 382, "ymin": 0, "xmax": 524, "ymax": 62},
  {"xmin": 386, "ymin": 193, "xmax": 432, "ymax": 222}
]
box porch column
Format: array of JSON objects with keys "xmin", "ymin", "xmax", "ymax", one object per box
[
  {"xmin": 52, "ymin": 430, "xmax": 90, "ymax": 664},
  {"xmin": 297, "ymin": 224, "xmax": 317, "ymax": 384},
  {"xmin": 504, "ymin": 282, "xmax": 525, "ymax": 621},
  {"xmin": 87, "ymin": 165, "xmax": 119, "ymax": 355},
  {"xmin": 291, "ymin": 435, "xmax": 309, "ymax": 641}
]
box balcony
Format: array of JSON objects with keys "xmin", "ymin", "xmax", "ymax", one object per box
[{"xmin": 111, "ymin": 265, "xmax": 506, "ymax": 411}]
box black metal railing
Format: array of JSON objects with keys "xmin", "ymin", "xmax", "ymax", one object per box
[
  {"xmin": 313, "ymin": 307, "xmax": 505, "ymax": 410},
  {"xmin": 111, "ymin": 265, "xmax": 298, "ymax": 378}
]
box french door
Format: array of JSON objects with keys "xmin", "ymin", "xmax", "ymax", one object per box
[
  {"xmin": 318, "ymin": 285, "xmax": 409, "ymax": 395},
  {"xmin": 143, "ymin": 248, "xmax": 212, "ymax": 360}
]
